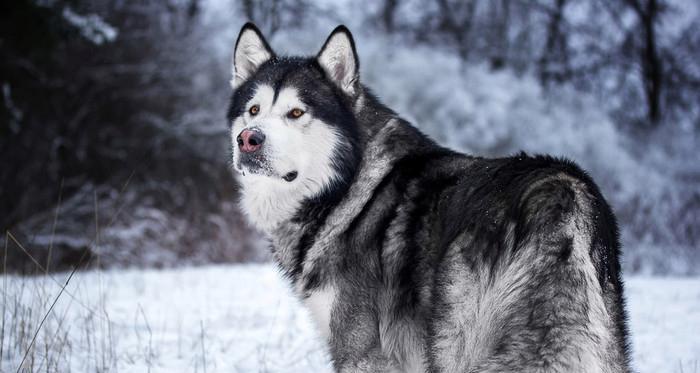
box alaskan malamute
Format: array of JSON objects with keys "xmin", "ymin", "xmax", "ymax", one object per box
[{"xmin": 228, "ymin": 23, "xmax": 630, "ymax": 373}]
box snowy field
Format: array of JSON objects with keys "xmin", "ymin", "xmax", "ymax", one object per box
[{"xmin": 2, "ymin": 265, "xmax": 699, "ymax": 373}]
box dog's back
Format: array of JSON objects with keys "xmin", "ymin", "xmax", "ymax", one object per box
[{"xmin": 303, "ymin": 119, "xmax": 630, "ymax": 372}]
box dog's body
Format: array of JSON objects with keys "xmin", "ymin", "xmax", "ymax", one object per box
[{"xmin": 228, "ymin": 24, "xmax": 631, "ymax": 373}]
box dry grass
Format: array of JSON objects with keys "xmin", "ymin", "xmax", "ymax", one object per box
[
  {"xmin": 2, "ymin": 180, "xmax": 127, "ymax": 373},
  {"xmin": 1, "ymin": 232, "xmax": 117, "ymax": 373}
]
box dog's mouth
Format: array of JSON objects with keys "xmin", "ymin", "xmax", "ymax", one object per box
[
  {"xmin": 237, "ymin": 155, "xmax": 298, "ymax": 182},
  {"xmin": 282, "ymin": 171, "xmax": 298, "ymax": 182}
]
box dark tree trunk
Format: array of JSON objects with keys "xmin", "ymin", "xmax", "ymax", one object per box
[
  {"xmin": 641, "ymin": 0, "xmax": 662, "ymax": 124},
  {"xmin": 538, "ymin": 0, "xmax": 570, "ymax": 85},
  {"xmin": 436, "ymin": 0, "xmax": 478, "ymax": 61},
  {"xmin": 489, "ymin": 0, "xmax": 510, "ymax": 70},
  {"xmin": 625, "ymin": 0, "xmax": 663, "ymax": 124},
  {"xmin": 381, "ymin": 0, "xmax": 399, "ymax": 33}
]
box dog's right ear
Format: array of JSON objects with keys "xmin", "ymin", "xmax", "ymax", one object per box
[
  {"xmin": 231, "ymin": 23, "xmax": 274, "ymax": 89},
  {"xmin": 317, "ymin": 26, "xmax": 360, "ymax": 97}
]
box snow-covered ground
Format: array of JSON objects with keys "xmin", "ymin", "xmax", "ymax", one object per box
[{"xmin": 2, "ymin": 265, "xmax": 699, "ymax": 373}]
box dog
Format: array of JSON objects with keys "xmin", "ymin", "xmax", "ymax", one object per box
[{"xmin": 227, "ymin": 23, "xmax": 631, "ymax": 373}]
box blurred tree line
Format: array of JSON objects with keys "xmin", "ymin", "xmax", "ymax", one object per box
[
  {"xmin": 366, "ymin": 0, "xmax": 700, "ymax": 129},
  {"xmin": 1, "ymin": 0, "xmax": 697, "ymax": 273},
  {"xmin": 1, "ymin": 0, "xmax": 260, "ymax": 272}
]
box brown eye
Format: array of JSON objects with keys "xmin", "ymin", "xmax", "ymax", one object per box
[
  {"xmin": 288, "ymin": 108, "xmax": 305, "ymax": 119},
  {"xmin": 249, "ymin": 105, "xmax": 259, "ymax": 116}
]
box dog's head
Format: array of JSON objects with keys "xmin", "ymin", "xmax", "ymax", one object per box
[{"xmin": 228, "ymin": 23, "xmax": 363, "ymax": 231}]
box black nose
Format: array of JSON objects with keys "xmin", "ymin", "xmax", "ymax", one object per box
[{"xmin": 237, "ymin": 128, "xmax": 266, "ymax": 153}]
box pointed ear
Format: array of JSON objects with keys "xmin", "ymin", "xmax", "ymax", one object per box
[
  {"xmin": 231, "ymin": 23, "xmax": 274, "ymax": 88},
  {"xmin": 317, "ymin": 26, "xmax": 360, "ymax": 96}
]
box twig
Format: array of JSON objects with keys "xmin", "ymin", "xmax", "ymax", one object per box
[
  {"xmin": 200, "ymin": 319, "xmax": 207, "ymax": 373},
  {"xmin": 15, "ymin": 265, "xmax": 77, "ymax": 373},
  {"xmin": 1, "ymin": 232, "xmax": 8, "ymax": 368},
  {"xmin": 137, "ymin": 304, "xmax": 154, "ymax": 373}
]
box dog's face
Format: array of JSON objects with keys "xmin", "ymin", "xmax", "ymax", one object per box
[{"xmin": 228, "ymin": 24, "xmax": 362, "ymax": 231}]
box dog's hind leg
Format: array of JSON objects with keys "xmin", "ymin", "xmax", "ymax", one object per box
[
  {"xmin": 470, "ymin": 242, "xmax": 625, "ymax": 373},
  {"xmin": 328, "ymin": 286, "xmax": 397, "ymax": 373},
  {"xmin": 429, "ymin": 175, "xmax": 629, "ymax": 373},
  {"xmin": 431, "ymin": 235, "xmax": 626, "ymax": 373}
]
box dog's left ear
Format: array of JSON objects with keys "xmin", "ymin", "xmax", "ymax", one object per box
[{"xmin": 317, "ymin": 26, "xmax": 360, "ymax": 97}]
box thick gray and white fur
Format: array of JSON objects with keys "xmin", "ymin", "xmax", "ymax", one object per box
[{"xmin": 227, "ymin": 23, "xmax": 631, "ymax": 373}]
